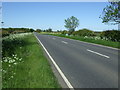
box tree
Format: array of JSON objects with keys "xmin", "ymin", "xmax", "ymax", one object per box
[
  {"xmin": 100, "ymin": 1, "xmax": 120, "ymax": 25},
  {"xmin": 46, "ymin": 28, "xmax": 52, "ymax": 32},
  {"xmin": 36, "ymin": 29, "xmax": 42, "ymax": 33},
  {"xmin": 8, "ymin": 27, "xmax": 14, "ymax": 33},
  {"xmin": 29, "ymin": 28, "xmax": 34, "ymax": 32},
  {"xmin": 64, "ymin": 16, "xmax": 79, "ymax": 35}
]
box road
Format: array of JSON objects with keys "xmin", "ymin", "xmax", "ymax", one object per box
[{"xmin": 35, "ymin": 33, "xmax": 118, "ymax": 88}]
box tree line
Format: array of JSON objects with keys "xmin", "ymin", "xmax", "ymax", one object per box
[
  {"xmin": 2, "ymin": 1, "xmax": 119, "ymax": 42},
  {"xmin": 2, "ymin": 28, "xmax": 34, "ymax": 37},
  {"xmin": 61, "ymin": 29, "xmax": 120, "ymax": 42},
  {"xmin": 62, "ymin": 1, "xmax": 120, "ymax": 42},
  {"xmin": 35, "ymin": 28, "xmax": 53, "ymax": 33}
]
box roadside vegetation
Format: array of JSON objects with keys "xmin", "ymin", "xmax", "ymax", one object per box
[
  {"xmin": 1, "ymin": 1, "xmax": 119, "ymax": 88},
  {"xmin": 2, "ymin": 33, "xmax": 60, "ymax": 88},
  {"xmin": 35, "ymin": 1, "xmax": 120, "ymax": 49},
  {"xmin": 2, "ymin": 28, "xmax": 34, "ymax": 37},
  {"xmin": 36, "ymin": 28, "xmax": 120, "ymax": 49},
  {"xmin": 49, "ymin": 32, "xmax": 120, "ymax": 49}
]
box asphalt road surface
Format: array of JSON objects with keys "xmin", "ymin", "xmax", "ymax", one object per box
[{"xmin": 35, "ymin": 33, "xmax": 118, "ymax": 88}]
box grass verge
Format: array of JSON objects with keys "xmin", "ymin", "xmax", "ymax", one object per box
[
  {"xmin": 2, "ymin": 33, "xmax": 61, "ymax": 88},
  {"xmin": 49, "ymin": 34, "xmax": 120, "ymax": 49}
]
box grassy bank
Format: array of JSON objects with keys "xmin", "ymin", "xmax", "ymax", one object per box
[
  {"xmin": 49, "ymin": 34, "xmax": 120, "ymax": 49},
  {"xmin": 2, "ymin": 33, "xmax": 60, "ymax": 88}
]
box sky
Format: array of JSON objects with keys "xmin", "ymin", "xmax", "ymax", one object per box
[
  {"xmin": 2, "ymin": 2, "xmax": 118, "ymax": 31},
  {"xmin": 2, "ymin": 0, "xmax": 109, "ymax": 2}
]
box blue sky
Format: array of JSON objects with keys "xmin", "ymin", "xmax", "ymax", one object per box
[{"xmin": 3, "ymin": 2, "xmax": 118, "ymax": 31}]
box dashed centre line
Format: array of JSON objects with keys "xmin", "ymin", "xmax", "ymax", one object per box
[
  {"xmin": 62, "ymin": 41, "xmax": 68, "ymax": 44},
  {"xmin": 87, "ymin": 49, "xmax": 110, "ymax": 58}
]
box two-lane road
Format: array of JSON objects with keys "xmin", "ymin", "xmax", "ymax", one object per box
[{"xmin": 35, "ymin": 33, "xmax": 118, "ymax": 88}]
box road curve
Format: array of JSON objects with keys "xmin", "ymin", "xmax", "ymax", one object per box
[{"xmin": 35, "ymin": 33, "xmax": 118, "ymax": 88}]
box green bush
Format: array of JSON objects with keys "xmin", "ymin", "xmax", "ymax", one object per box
[
  {"xmin": 2, "ymin": 28, "xmax": 35, "ymax": 37},
  {"xmin": 61, "ymin": 30, "xmax": 68, "ymax": 35},
  {"xmin": 72, "ymin": 28, "xmax": 95, "ymax": 36},
  {"xmin": 100, "ymin": 30, "xmax": 120, "ymax": 42}
]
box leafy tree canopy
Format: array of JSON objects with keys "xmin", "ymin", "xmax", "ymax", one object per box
[
  {"xmin": 64, "ymin": 16, "xmax": 79, "ymax": 35},
  {"xmin": 100, "ymin": 0, "xmax": 120, "ymax": 25}
]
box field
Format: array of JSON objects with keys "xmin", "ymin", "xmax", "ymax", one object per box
[{"xmin": 2, "ymin": 33, "xmax": 60, "ymax": 88}]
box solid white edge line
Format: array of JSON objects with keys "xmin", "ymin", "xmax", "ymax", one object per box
[
  {"xmin": 87, "ymin": 49, "xmax": 110, "ymax": 58},
  {"xmin": 34, "ymin": 34, "xmax": 74, "ymax": 89}
]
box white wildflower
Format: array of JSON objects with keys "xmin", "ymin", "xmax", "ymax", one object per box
[
  {"xmin": 11, "ymin": 76, "xmax": 13, "ymax": 78},
  {"xmin": 9, "ymin": 65, "xmax": 11, "ymax": 67},
  {"xmin": 4, "ymin": 59, "xmax": 8, "ymax": 63},
  {"xmin": 14, "ymin": 63, "xmax": 17, "ymax": 65},
  {"xmin": 2, "ymin": 70, "xmax": 6, "ymax": 73},
  {"xmin": 19, "ymin": 58, "xmax": 22, "ymax": 61},
  {"xmin": 84, "ymin": 36, "xmax": 88, "ymax": 38}
]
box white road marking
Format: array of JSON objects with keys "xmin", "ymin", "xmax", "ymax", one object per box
[
  {"xmin": 87, "ymin": 49, "xmax": 110, "ymax": 58},
  {"xmin": 62, "ymin": 41, "xmax": 68, "ymax": 44},
  {"xmin": 34, "ymin": 34, "xmax": 74, "ymax": 89},
  {"xmin": 58, "ymin": 36, "xmax": 119, "ymax": 50}
]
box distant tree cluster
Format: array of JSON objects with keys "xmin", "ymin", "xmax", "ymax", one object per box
[
  {"xmin": 60, "ymin": 28, "xmax": 120, "ymax": 42},
  {"xmin": 72, "ymin": 29, "xmax": 95, "ymax": 36},
  {"xmin": 35, "ymin": 28, "xmax": 53, "ymax": 33},
  {"xmin": 45, "ymin": 28, "xmax": 53, "ymax": 32},
  {"xmin": 2, "ymin": 28, "xmax": 34, "ymax": 37},
  {"xmin": 36, "ymin": 29, "xmax": 42, "ymax": 33},
  {"xmin": 62, "ymin": 2, "xmax": 120, "ymax": 42}
]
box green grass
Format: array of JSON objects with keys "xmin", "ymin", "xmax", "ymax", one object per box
[
  {"xmin": 49, "ymin": 34, "xmax": 120, "ymax": 49},
  {"xmin": 2, "ymin": 33, "xmax": 61, "ymax": 88}
]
